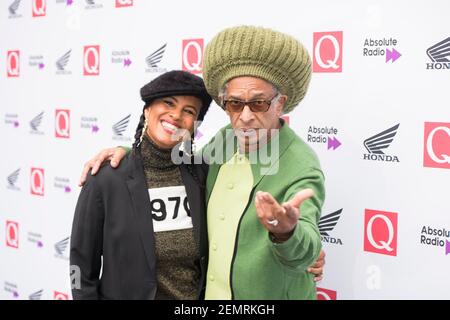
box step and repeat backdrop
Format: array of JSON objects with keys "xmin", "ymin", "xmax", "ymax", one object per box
[{"xmin": 1, "ymin": 0, "xmax": 449, "ymax": 300}]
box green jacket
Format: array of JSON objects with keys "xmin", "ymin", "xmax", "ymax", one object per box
[{"xmin": 203, "ymin": 121, "xmax": 325, "ymax": 299}]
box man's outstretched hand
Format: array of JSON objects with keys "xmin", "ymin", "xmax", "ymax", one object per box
[{"xmin": 254, "ymin": 188, "xmax": 314, "ymax": 242}]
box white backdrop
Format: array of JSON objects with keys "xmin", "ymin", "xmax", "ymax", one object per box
[{"xmin": 1, "ymin": 0, "xmax": 449, "ymax": 300}]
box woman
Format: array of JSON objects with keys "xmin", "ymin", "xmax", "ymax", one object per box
[{"xmin": 70, "ymin": 70, "xmax": 212, "ymax": 299}]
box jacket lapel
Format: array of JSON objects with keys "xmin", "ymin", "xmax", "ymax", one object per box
[
  {"xmin": 179, "ymin": 164, "xmax": 205, "ymax": 255},
  {"xmin": 125, "ymin": 154, "xmax": 157, "ymax": 277}
]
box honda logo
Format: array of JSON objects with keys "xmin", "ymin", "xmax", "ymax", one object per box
[
  {"xmin": 313, "ymin": 31, "xmax": 343, "ymax": 72},
  {"xmin": 182, "ymin": 39, "xmax": 203, "ymax": 74},
  {"xmin": 7, "ymin": 50, "xmax": 20, "ymax": 77},
  {"xmin": 83, "ymin": 45, "xmax": 100, "ymax": 76},
  {"xmin": 364, "ymin": 209, "xmax": 398, "ymax": 256},
  {"xmin": 424, "ymin": 122, "xmax": 450, "ymax": 169},
  {"xmin": 30, "ymin": 168, "xmax": 45, "ymax": 196},
  {"xmin": 6, "ymin": 221, "xmax": 19, "ymax": 248},
  {"xmin": 55, "ymin": 109, "xmax": 70, "ymax": 138}
]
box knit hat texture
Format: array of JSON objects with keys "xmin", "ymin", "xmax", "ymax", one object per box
[{"xmin": 203, "ymin": 25, "xmax": 312, "ymax": 113}]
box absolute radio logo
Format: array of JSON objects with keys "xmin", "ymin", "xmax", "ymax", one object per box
[
  {"xmin": 146, "ymin": 43, "xmax": 167, "ymax": 73},
  {"xmin": 55, "ymin": 109, "xmax": 70, "ymax": 138},
  {"xmin": 364, "ymin": 209, "xmax": 398, "ymax": 256},
  {"xmin": 56, "ymin": 49, "xmax": 72, "ymax": 75},
  {"xmin": 420, "ymin": 224, "xmax": 450, "ymax": 255},
  {"xmin": 116, "ymin": 0, "xmax": 133, "ymax": 7},
  {"xmin": 6, "ymin": 220, "xmax": 19, "ymax": 249},
  {"xmin": 112, "ymin": 50, "xmax": 132, "ymax": 68},
  {"xmin": 27, "ymin": 231, "xmax": 44, "ymax": 248},
  {"xmin": 7, "ymin": 50, "xmax": 20, "ymax": 77},
  {"xmin": 363, "ymin": 124, "xmax": 400, "ymax": 162},
  {"xmin": 32, "ymin": 0, "xmax": 46, "ymax": 17},
  {"xmin": 56, "ymin": 0, "xmax": 70, "ymax": 6},
  {"xmin": 319, "ymin": 209, "xmax": 343, "ymax": 245},
  {"xmin": 4, "ymin": 282, "xmax": 19, "ymax": 299},
  {"xmin": 30, "ymin": 111, "xmax": 44, "ymax": 135},
  {"xmin": 307, "ymin": 125, "xmax": 342, "ymax": 151},
  {"xmin": 8, "ymin": 0, "xmax": 22, "ymax": 18},
  {"xmin": 81, "ymin": 116, "xmax": 99, "ymax": 133},
  {"xmin": 4, "ymin": 113, "xmax": 19, "ymax": 128},
  {"xmin": 7, "ymin": 168, "xmax": 20, "ymax": 191},
  {"xmin": 313, "ymin": 31, "xmax": 343, "ymax": 73},
  {"xmin": 54, "ymin": 177, "xmax": 71, "ymax": 193},
  {"xmin": 182, "ymin": 39, "xmax": 203, "ymax": 74},
  {"xmin": 363, "ymin": 37, "xmax": 401, "ymax": 63},
  {"xmin": 423, "ymin": 122, "xmax": 450, "ymax": 169},
  {"xmin": 83, "ymin": 45, "xmax": 100, "ymax": 76},
  {"xmin": 317, "ymin": 287, "xmax": 337, "ymax": 300},
  {"xmin": 29, "ymin": 54, "xmax": 45, "ymax": 71},
  {"xmin": 30, "ymin": 168, "xmax": 45, "ymax": 196},
  {"xmin": 426, "ymin": 37, "xmax": 450, "ymax": 70}
]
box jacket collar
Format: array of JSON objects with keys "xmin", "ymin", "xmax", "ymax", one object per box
[{"xmin": 206, "ymin": 119, "xmax": 296, "ymax": 203}]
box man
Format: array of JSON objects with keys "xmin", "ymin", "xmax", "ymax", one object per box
[{"xmin": 79, "ymin": 26, "xmax": 325, "ymax": 299}]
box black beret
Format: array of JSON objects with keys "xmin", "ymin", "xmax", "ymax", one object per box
[{"xmin": 140, "ymin": 70, "xmax": 212, "ymax": 122}]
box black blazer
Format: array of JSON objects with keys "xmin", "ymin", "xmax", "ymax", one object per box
[{"xmin": 70, "ymin": 153, "xmax": 208, "ymax": 300}]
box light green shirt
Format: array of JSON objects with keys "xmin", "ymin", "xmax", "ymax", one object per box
[{"xmin": 204, "ymin": 152, "xmax": 253, "ymax": 300}]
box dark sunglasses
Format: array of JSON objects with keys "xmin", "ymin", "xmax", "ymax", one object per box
[{"xmin": 222, "ymin": 93, "xmax": 279, "ymax": 113}]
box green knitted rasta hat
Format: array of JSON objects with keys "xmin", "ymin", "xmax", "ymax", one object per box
[{"xmin": 203, "ymin": 25, "xmax": 312, "ymax": 114}]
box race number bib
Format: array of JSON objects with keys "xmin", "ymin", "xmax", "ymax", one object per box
[{"xmin": 148, "ymin": 186, "xmax": 192, "ymax": 232}]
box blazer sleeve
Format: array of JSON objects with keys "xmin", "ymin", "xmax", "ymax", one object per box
[
  {"xmin": 70, "ymin": 177, "xmax": 104, "ymax": 300},
  {"xmin": 270, "ymin": 167, "xmax": 325, "ymax": 271}
]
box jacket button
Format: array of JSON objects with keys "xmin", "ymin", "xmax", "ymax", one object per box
[
  {"xmin": 212, "ymin": 243, "xmax": 217, "ymax": 251},
  {"xmin": 219, "ymin": 214, "xmax": 225, "ymax": 220},
  {"xmin": 227, "ymin": 183, "xmax": 234, "ymax": 189},
  {"xmin": 209, "ymin": 275, "xmax": 215, "ymax": 281}
]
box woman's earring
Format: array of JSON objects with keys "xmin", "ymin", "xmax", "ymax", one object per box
[
  {"xmin": 178, "ymin": 140, "xmax": 186, "ymax": 154},
  {"xmin": 191, "ymin": 138, "xmax": 196, "ymax": 154},
  {"xmin": 140, "ymin": 118, "xmax": 148, "ymax": 145}
]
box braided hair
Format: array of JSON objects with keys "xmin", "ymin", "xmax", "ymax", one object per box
[{"xmin": 131, "ymin": 109, "xmax": 147, "ymax": 155}]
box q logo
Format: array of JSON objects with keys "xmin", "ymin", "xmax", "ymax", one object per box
[
  {"xmin": 53, "ymin": 291, "xmax": 69, "ymax": 300},
  {"xmin": 83, "ymin": 45, "xmax": 100, "ymax": 76},
  {"xmin": 6, "ymin": 221, "xmax": 19, "ymax": 249},
  {"xmin": 424, "ymin": 122, "xmax": 450, "ymax": 169},
  {"xmin": 32, "ymin": 0, "xmax": 46, "ymax": 17},
  {"xmin": 116, "ymin": 0, "xmax": 133, "ymax": 7},
  {"xmin": 316, "ymin": 287, "xmax": 337, "ymax": 300},
  {"xmin": 55, "ymin": 109, "xmax": 70, "ymax": 138},
  {"xmin": 30, "ymin": 168, "xmax": 45, "ymax": 196},
  {"xmin": 364, "ymin": 209, "xmax": 398, "ymax": 256},
  {"xmin": 313, "ymin": 31, "xmax": 343, "ymax": 73},
  {"xmin": 182, "ymin": 39, "xmax": 203, "ymax": 74},
  {"xmin": 7, "ymin": 50, "xmax": 20, "ymax": 77}
]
